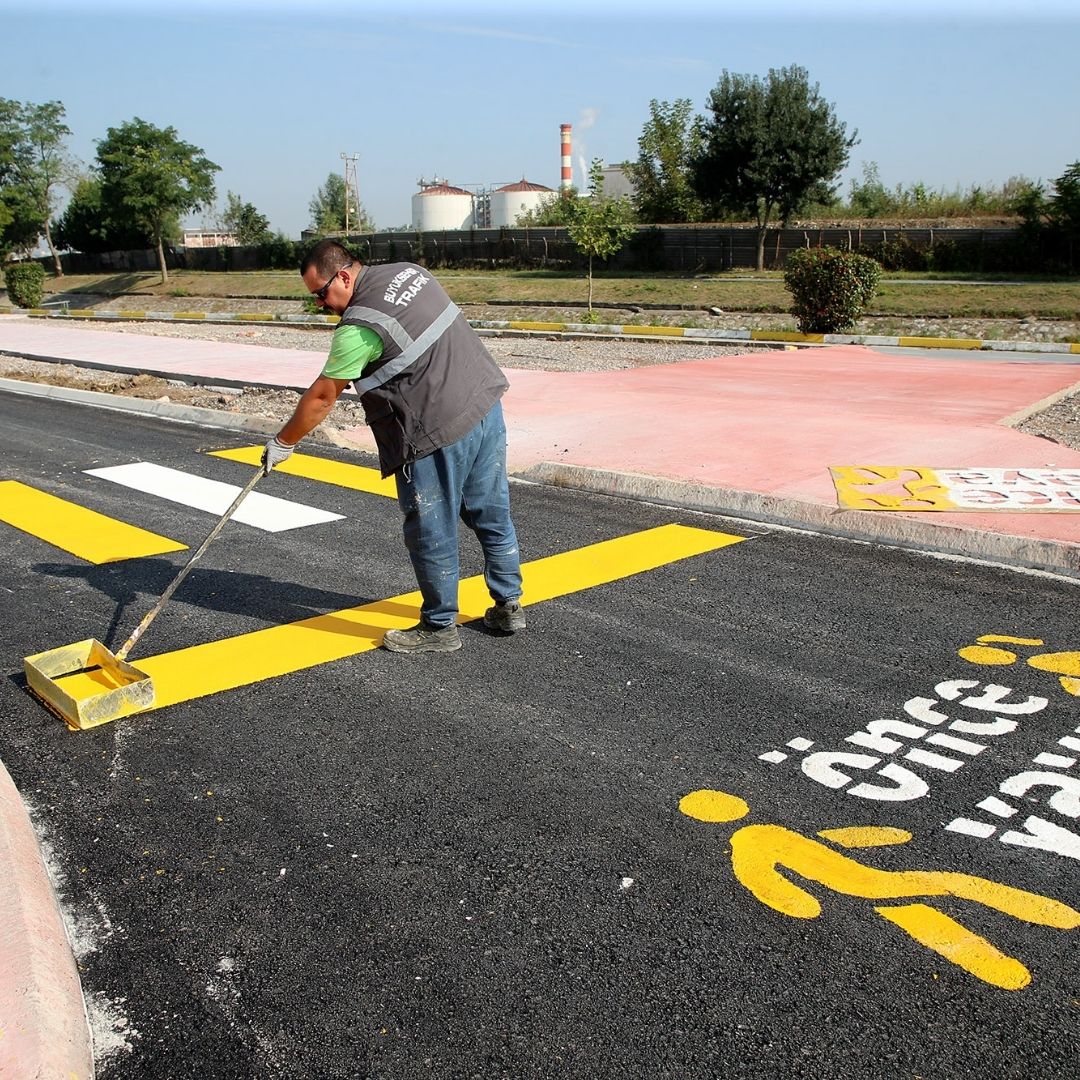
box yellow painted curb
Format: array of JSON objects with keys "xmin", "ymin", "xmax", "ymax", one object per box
[
  {"xmin": 628, "ymin": 325, "xmax": 685, "ymax": 337},
  {"xmin": 754, "ymin": 330, "xmax": 825, "ymax": 343},
  {"xmin": 898, "ymin": 336, "xmax": 982, "ymax": 350},
  {"xmin": 508, "ymin": 320, "xmax": 568, "ymax": 332},
  {"xmin": 236, "ymin": 313, "xmax": 275, "ymax": 321},
  {"xmin": 173, "ymin": 311, "xmax": 206, "ymax": 320}
]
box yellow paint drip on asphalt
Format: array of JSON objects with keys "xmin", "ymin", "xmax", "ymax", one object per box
[
  {"xmin": 82, "ymin": 524, "xmax": 744, "ymax": 712},
  {"xmin": 208, "ymin": 447, "xmax": 397, "ymax": 498},
  {"xmin": 0, "ymin": 480, "xmax": 187, "ymax": 564}
]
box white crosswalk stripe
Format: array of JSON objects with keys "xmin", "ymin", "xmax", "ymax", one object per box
[{"xmin": 84, "ymin": 462, "xmax": 344, "ymax": 533}]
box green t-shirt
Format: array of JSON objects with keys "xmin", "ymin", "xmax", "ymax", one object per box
[{"xmin": 320, "ymin": 323, "xmax": 384, "ymax": 381}]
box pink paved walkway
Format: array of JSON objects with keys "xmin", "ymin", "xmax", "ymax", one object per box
[{"xmin": 2, "ymin": 320, "xmax": 1079, "ymax": 558}]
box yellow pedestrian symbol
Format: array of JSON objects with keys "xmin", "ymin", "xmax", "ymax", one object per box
[
  {"xmin": 958, "ymin": 634, "xmax": 1080, "ymax": 697},
  {"xmin": 679, "ymin": 789, "xmax": 1080, "ymax": 991}
]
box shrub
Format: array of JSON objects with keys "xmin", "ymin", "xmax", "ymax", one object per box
[
  {"xmin": 3, "ymin": 262, "xmax": 47, "ymax": 308},
  {"xmin": 783, "ymin": 247, "xmax": 882, "ymax": 334}
]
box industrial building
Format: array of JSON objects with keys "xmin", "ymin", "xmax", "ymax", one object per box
[{"xmin": 408, "ymin": 124, "xmax": 633, "ymax": 232}]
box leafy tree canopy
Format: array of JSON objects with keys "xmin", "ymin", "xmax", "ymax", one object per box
[
  {"xmin": 626, "ymin": 98, "xmax": 706, "ymax": 224},
  {"xmin": 52, "ymin": 175, "xmax": 147, "ymax": 254},
  {"xmin": 691, "ymin": 65, "xmax": 856, "ymax": 269},
  {"xmin": 97, "ymin": 117, "xmax": 219, "ymax": 280},
  {"xmin": 221, "ymin": 191, "xmax": 272, "ymax": 245},
  {"xmin": 0, "ymin": 97, "xmax": 72, "ymax": 265},
  {"xmin": 309, "ymin": 172, "xmax": 372, "ymax": 234}
]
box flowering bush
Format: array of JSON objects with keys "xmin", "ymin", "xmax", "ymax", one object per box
[{"xmin": 783, "ymin": 247, "xmax": 881, "ymax": 334}]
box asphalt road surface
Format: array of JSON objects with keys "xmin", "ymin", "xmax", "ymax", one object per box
[{"xmin": 1, "ymin": 392, "xmax": 1078, "ymax": 1079}]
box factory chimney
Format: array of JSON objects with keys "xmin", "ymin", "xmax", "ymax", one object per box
[{"xmin": 560, "ymin": 124, "xmax": 573, "ymax": 191}]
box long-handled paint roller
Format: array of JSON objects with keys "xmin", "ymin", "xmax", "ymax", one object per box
[{"xmin": 24, "ymin": 467, "xmax": 263, "ymax": 729}]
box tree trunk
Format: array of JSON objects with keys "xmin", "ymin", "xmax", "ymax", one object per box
[
  {"xmin": 156, "ymin": 233, "xmax": 169, "ymax": 284},
  {"xmin": 587, "ymin": 255, "xmax": 594, "ymax": 311},
  {"xmin": 756, "ymin": 226, "xmax": 767, "ymax": 272},
  {"xmin": 43, "ymin": 219, "xmax": 63, "ymax": 278}
]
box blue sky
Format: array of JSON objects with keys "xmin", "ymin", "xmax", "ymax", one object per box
[{"xmin": 2, "ymin": 0, "xmax": 1078, "ymax": 238}]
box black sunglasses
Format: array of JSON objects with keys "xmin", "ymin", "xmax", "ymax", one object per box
[{"xmin": 314, "ymin": 263, "xmax": 351, "ymax": 302}]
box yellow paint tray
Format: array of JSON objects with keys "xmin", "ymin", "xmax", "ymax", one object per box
[
  {"xmin": 23, "ymin": 638, "xmax": 155, "ymax": 730},
  {"xmin": 23, "ymin": 466, "xmax": 264, "ymax": 731}
]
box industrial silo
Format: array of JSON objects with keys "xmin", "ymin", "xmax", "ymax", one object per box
[
  {"xmin": 489, "ymin": 179, "xmax": 557, "ymax": 227},
  {"xmin": 411, "ymin": 179, "xmax": 474, "ymax": 230}
]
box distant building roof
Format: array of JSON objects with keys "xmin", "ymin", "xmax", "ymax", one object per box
[
  {"xmin": 496, "ymin": 179, "xmax": 554, "ymax": 193},
  {"xmin": 417, "ymin": 182, "xmax": 471, "ymax": 196}
]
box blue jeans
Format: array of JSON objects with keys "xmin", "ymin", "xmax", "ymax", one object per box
[{"xmin": 395, "ymin": 400, "xmax": 522, "ymax": 628}]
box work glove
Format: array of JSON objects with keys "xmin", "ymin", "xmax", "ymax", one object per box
[{"xmin": 261, "ymin": 435, "xmax": 296, "ymax": 475}]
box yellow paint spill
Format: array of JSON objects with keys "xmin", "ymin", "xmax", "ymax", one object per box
[
  {"xmin": 208, "ymin": 447, "xmax": 397, "ymax": 498},
  {"xmin": 0, "ymin": 480, "xmax": 187, "ymax": 564},
  {"xmin": 59, "ymin": 524, "xmax": 744, "ymax": 712}
]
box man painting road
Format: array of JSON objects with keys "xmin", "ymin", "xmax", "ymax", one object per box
[{"xmin": 262, "ymin": 239, "xmax": 525, "ymax": 654}]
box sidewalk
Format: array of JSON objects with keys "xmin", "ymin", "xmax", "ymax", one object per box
[{"xmin": 0, "ymin": 317, "xmax": 1078, "ymax": 1076}]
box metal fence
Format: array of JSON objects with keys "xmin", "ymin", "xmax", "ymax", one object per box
[{"xmin": 51, "ymin": 224, "xmax": 1025, "ymax": 275}]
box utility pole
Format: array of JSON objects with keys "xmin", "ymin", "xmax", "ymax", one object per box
[{"xmin": 340, "ymin": 152, "xmax": 360, "ymax": 235}]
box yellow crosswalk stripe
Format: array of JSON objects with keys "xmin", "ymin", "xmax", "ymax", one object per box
[
  {"xmin": 208, "ymin": 446, "xmax": 397, "ymax": 498},
  {"xmin": 55, "ymin": 524, "xmax": 745, "ymax": 712},
  {"xmin": 0, "ymin": 480, "xmax": 187, "ymax": 564}
]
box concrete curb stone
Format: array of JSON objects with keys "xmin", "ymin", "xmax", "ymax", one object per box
[{"xmin": 0, "ymin": 761, "xmax": 95, "ymax": 1079}]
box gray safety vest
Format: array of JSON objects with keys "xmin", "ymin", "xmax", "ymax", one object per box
[{"xmin": 339, "ymin": 262, "xmax": 509, "ymax": 477}]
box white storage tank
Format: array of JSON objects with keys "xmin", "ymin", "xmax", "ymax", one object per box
[
  {"xmin": 489, "ymin": 179, "xmax": 557, "ymax": 227},
  {"xmin": 412, "ymin": 180, "xmax": 474, "ymax": 230}
]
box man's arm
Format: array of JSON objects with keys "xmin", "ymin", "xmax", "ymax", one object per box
[
  {"xmin": 278, "ymin": 374, "xmax": 350, "ymax": 444},
  {"xmin": 262, "ymin": 375, "xmax": 350, "ymax": 473}
]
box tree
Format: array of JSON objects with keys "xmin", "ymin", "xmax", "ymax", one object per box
[
  {"xmin": 515, "ymin": 188, "xmax": 579, "ymax": 226},
  {"xmin": 21, "ymin": 101, "xmax": 74, "ymax": 275},
  {"xmin": 52, "ymin": 174, "xmax": 147, "ymax": 254},
  {"xmin": 848, "ymin": 161, "xmax": 894, "ymax": 218},
  {"xmin": 96, "ymin": 117, "xmax": 219, "ymax": 282},
  {"xmin": 691, "ymin": 66, "xmax": 857, "ymax": 270},
  {"xmin": 566, "ymin": 159, "xmax": 636, "ymax": 313},
  {"xmin": 0, "ymin": 97, "xmax": 53, "ymax": 264},
  {"xmin": 625, "ymin": 98, "xmax": 706, "ymax": 223},
  {"xmin": 308, "ymin": 172, "xmax": 371, "ymax": 235},
  {"xmin": 221, "ymin": 191, "xmax": 272, "ymax": 245}
]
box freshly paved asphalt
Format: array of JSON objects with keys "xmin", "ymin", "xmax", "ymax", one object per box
[{"xmin": 0, "ymin": 315, "xmax": 1078, "ymax": 1077}]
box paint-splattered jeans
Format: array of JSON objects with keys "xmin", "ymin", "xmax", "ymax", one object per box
[{"xmin": 395, "ymin": 400, "xmax": 523, "ymax": 628}]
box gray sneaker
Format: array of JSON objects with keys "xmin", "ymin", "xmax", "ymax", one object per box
[
  {"xmin": 483, "ymin": 599, "xmax": 527, "ymax": 632},
  {"xmin": 382, "ymin": 622, "xmax": 461, "ymax": 654}
]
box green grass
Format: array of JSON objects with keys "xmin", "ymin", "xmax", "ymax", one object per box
[{"xmin": 16, "ymin": 268, "xmax": 1080, "ymax": 320}]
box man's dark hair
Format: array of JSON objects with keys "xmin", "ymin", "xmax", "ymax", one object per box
[{"xmin": 300, "ymin": 239, "xmax": 355, "ymax": 277}]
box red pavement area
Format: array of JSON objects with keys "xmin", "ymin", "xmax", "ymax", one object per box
[{"xmin": 2, "ymin": 321, "xmax": 1079, "ymax": 553}]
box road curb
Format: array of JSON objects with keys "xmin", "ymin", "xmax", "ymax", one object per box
[
  {"xmin": 0, "ymin": 760, "xmax": 95, "ymax": 1079},
  {"xmin": 518, "ymin": 462, "xmax": 1080, "ymax": 581},
  {"xmin": 3, "ymin": 374, "xmax": 1078, "ymax": 579}
]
